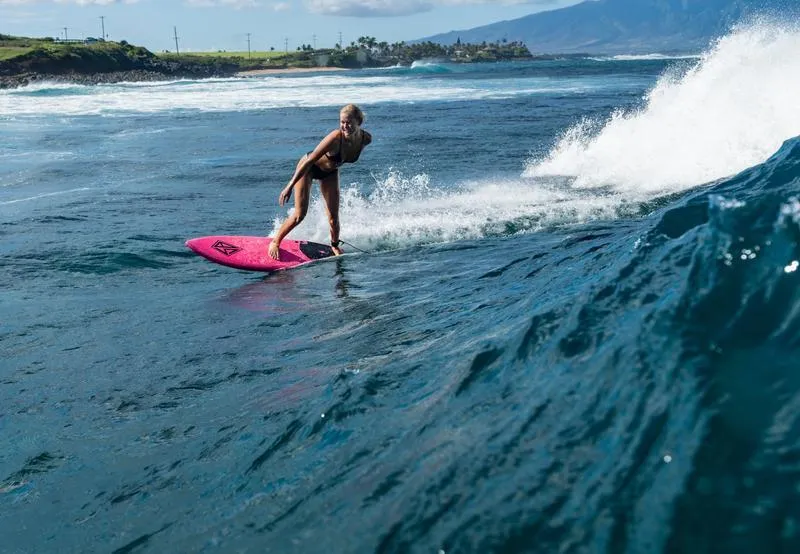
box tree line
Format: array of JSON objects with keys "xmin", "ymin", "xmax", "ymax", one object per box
[{"xmin": 320, "ymin": 35, "xmax": 532, "ymax": 67}]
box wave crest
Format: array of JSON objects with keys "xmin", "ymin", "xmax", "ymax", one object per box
[{"xmin": 525, "ymin": 21, "xmax": 800, "ymax": 194}]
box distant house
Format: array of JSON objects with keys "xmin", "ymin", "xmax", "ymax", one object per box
[{"xmin": 52, "ymin": 37, "xmax": 102, "ymax": 45}]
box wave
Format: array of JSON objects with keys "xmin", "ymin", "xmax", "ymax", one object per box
[
  {"xmin": 271, "ymin": 169, "xmax": 637, "ymax": 250},
  {"xmin": 0, "ymin": 187, "xmax": 91, "ymax": 203},
  {"xmin": 258, "ymin": 134, "xmax": 800, "ymax": 553},
  {"xmin": 408, "ymin": 60, "xmax": 454, "ymax": 74},
  {"xmin": 397, "ymin": 136, "xmax": 800, "ymax": 554},
  {"xmin": 377, "ymin": 62, "xmax": 455, "ymax": 76},
  {"xmin": 595, "ymin": 135, "xmax": 800, "ymax": 550},
  {"xmin": 589, "ymin": 53, "xmax": 702, "ymax": 62},
  {"xmin": 3, "ymin": 244, "xmax": 189, "ymax": 275},
  {"xmin": 4, "ymin": 81, "xmax": 95, "ymax": 97},
  {"xmin": 526, "ymin": 21, "xmax": 800, "ymax": 194},
  {"xmin": 0, "ymin": 64, "xmax": 616, "ymax": 117},
  {"xmin": 0, "ymin": 79, "xmax": 602, "ymax": 117}
]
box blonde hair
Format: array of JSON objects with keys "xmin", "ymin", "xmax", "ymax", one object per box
[{"xmin": 340, "ymin": 104, "xmax": 365, "ymax": 125}]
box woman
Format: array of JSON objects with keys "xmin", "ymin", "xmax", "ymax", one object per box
[{"xmin": 269, "ymin": 104, "xmax": 372, "ymax": 260}]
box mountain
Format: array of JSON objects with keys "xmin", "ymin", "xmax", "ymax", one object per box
[{"xmin": 416, "ymin": 0, "xmax": 798, "ymax": 54}]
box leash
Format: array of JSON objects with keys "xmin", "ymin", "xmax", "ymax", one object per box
[{"xmin": 339, "ymin": 239, "xmax": 370, "ymax": 254}]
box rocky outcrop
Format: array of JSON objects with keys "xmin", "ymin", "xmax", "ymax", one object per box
[{"xmin": 0, "ymin": 43, "xmax": 240, "ymax": 89}]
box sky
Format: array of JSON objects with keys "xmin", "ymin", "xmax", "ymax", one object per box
[{"xmin": 0, "ymin": 0, "xmax": 583, "ymax": 53}]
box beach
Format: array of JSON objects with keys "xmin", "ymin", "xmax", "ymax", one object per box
[{"xmin": 236, "ymin": 66, "xmax": 350, "ymax": 77}]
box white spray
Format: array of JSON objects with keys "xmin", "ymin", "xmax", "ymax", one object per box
[{"xmin": 526, "ymin": 21, "xmax": 800, "ymax": 194}]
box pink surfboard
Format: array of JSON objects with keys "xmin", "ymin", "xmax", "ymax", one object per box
[{"xmin": 185, "ymin": 236, "xmax": 335, "ymax": 272}]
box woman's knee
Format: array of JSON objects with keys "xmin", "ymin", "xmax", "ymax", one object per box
[{"xmin": 292, "ymin": 209, "xmax": 308, "ymax": 225}]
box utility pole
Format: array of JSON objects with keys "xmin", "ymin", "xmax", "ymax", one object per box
[
  {"xmin": 173, "ymin": 26, "xmax": 180, "ymax": 54},
  {"xmin": 338, "ymin": 31, "xmax": 342, "ymax": 49},
  {"xmin": 247, "ymin": 33, "xmax": 251, "ymax": 59},
  {"xmin": 312, "ymin": 34, "xmax": 317, "ymax": 51},
  {"xmin": 100, "ymin": 16, "xmax": 106, "ymax": 40},
  {"xmin": 284, "ymin": 37, "xmax": 288, "ymax": 53},
  {"xmin": 63, "ymin": 27, "xmax": 68, "ymax": 41}
]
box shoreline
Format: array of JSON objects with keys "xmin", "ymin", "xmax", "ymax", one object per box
[
  {"xmin": 0, "ymin": 66, "xmax": 351, "ymax": 90},
  {"xmin": 236, "ymin": 66, "xmax": 350, "ymax": 77}
]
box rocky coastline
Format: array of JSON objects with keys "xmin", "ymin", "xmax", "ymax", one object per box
[
  {"xmin": 0, "ymin": 35, "xmax": 536, "ymax": 90},
  {"xmin": 0, "ymin": 41, "xmax": 241, "ymax": 90},
  {"xmin": 0, "ymin": 67, "xmax": 237, "ymax": 89}
]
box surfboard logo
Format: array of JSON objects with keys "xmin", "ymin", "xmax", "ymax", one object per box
[{"xmin": 211, "ymin": 240, "xmax": 242, "ymax": 256}]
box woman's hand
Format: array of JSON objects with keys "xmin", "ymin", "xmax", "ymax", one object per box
[{"xmin": 279, "ymin": 185, "xmax": 292, "ymax": 206}]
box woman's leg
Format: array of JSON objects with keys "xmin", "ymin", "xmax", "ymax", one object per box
[
  {"xmin": 269, "ymin": 157, "xmax": 312, "ymax": 260},
  {"xmin": 319, "ymin": 172, "xmax": 342, "ymax": 255}
]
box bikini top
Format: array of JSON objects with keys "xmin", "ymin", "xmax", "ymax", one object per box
[{"xmin": 326, "ymin": 130, "xmax": 370, "ymax": 168}]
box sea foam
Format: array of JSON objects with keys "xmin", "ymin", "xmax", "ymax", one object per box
[
  {"xmin": 0, "ymin": 71, "xmax": 600, "ymax": 117},
  {"xmin": 273, "ymin": 169, "xmax": 625, "ymax": 250},
  {"xmin": 525, "ymin": 21, "xmax": 800, "ymax": 195}
]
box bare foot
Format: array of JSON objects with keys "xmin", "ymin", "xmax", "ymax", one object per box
[
  {"xmin": 268, "ymin": 241, "xmax": 281, "ymax": 260},
  {"xmin": 331, "ymin": 246, "xmax": 343, "ymax": 256}
]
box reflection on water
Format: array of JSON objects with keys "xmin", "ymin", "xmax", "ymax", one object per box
[{"xmin": 217, "ymin": 256, "xmax": 353, "ymax": 313}]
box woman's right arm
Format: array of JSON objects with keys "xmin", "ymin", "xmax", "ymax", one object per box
[{"xmin": 279, "ymin": 130, "xmax": 340, "ymax": 205}]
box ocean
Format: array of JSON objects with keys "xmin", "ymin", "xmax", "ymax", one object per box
[{"xmin": 2, "ymin": 22, "xmax": 800, "ymax": 554}]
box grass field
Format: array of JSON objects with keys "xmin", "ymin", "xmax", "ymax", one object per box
[
  {"xmin": 0, "ymin": 40, "xmax": 150, "ymax": 62},
  {"xmin": 1, "ymin": 32, "xmax": 310, "ymax": 65},
  {"xmin": 0, "ymin": 47, "xmax": 32, "ymax": 61},
  {"xmin": 0, "ymin": 34, "xmax": 332, "ymax": 75},
  {"xmin": 166, "ymin": 50, "xmax": 288, "ymax": 60}
]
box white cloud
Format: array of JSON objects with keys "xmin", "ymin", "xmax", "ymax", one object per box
[
  {"xmin": 304, "ymin": 0, "xmax": 564, "ymax": 18},
  {"xmin": 184, "ymin": 0, "xmax": 261, "ymax": 7},
  {"xmin": 0, "ymin": 0, "xmax": 140, "ymax": 5},
  {"xmin": 58, "ymin": 0, "xmax": 140, "ymax": 4},
  {"xmin": 174, "ymin": 0, "xmax": 287, "ymax": 10},
  {"xmin": 304, "ymin": 0, "xmax": 430, "ymax": 17}
]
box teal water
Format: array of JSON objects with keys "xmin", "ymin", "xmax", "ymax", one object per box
[{"xmin": 2, "ymin": 22, "xmax": 800, "ymax": 554}]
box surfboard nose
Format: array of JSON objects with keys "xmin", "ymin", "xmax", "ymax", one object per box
[{"xmin": 185, "ymin": 238, "xmax": 201, "ymax": 253}]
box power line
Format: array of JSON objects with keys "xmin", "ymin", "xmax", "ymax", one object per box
[{"xmin": 173, "ymin": 26, "xmax": 180, "ymax": 54}]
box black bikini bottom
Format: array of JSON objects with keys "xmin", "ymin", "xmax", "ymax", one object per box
[{"xmin": 308, "ymin": 153, "xmax": 338, "ymax": 181}]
